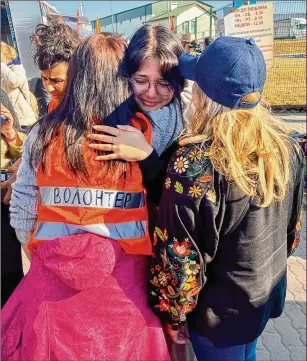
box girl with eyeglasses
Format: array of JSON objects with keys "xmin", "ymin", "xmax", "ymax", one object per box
[{"xmin": 89, "ymin": 24, "xmax": 192, "ymax": 206}]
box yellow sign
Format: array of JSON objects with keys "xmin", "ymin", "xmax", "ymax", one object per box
[{"xmin": 224, "ymin": 2, "xmax": 274, "ymax": 68}]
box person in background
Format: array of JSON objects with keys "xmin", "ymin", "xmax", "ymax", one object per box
[
  {"xmin": 181, "ymin": 33, "xmax": 193, "ymax": 52},
  {"xmin": 1, "ymin": 42, "xmax": 37, "ymax": 126},
  {"xmin": 89, "ymin": 37, "xmax": 305, "ymax": 361},
  {"xmin": 0, "ymin": 88, "xmax": 25, "ymax": 203},
  {"xmin": 28, "ymin": 77, "xmax": 51, "ymax": 117},
  {"xmin": 2, "ymin": 33, "xmax": 170, "ymax": 361},
  {"xmin": 189, "ymin": 40, "xmax": 202, "ymax": 55},
  {"xmin": 203, "ymin": 36, "xmax": 213, "ymax": 50},
  {"xmin": 30, "ymin": 22, "xmax": 81, "ymax": 112},
  {"xmin": 0, "ymin": 88, "xmax": 21, "ymax": 134},
  {"xmin": 3, "ymin": 22, "xmax": 81, "ymax": 198},
  {"xmin": 1, "ymin": 88, "xmax": 26, "ymax": 307}
]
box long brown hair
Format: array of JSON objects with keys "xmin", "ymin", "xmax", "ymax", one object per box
[
  {"xmin": 181, "ymin": 84, "xmax": 291, "ymax": 207},
  {"xmin": 30, "ymin": 33, "xmax": 131, "ymax": 179}
]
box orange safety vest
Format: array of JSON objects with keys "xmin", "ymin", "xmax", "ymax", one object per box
[
  {"xmin": 48, "ymin": 98, "xmax": 61, "ymax": 113},
  {"xmin": 28, "ymin": 113, "xmax": 152, "ymax": 256}
]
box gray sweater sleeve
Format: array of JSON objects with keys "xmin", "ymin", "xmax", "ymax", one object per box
[{"xmin": 10, "ymin": 125, "xmax": 39, "ymax": 244}]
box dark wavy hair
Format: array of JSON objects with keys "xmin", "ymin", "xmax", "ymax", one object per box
[
  {"xmin": 121, "ymin": 24, "xmax": 185, "ymax": 100},
  {"xmin": 30, "ymin": 22, "xmax": 81, "ymax": 70},
  {"xmin": 30, "ymin": 33, "xmax": 132, "ymax": 179}
]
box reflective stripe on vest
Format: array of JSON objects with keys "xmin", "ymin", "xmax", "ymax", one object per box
[
  {"xmin": 34, "ymin": 220, "xmax": 147, "ymax": 241},
  {"xmin": 40, "ymin": 186, "xmax": 145, "ymax": 209},
  {"xmin": 29, "ymin": 113, "xmax": 152, "ymax": 255}
]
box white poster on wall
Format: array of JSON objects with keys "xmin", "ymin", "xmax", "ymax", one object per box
[{"xmin": 224, "ymin": 2, "xmax": 274, "ymax": 69}]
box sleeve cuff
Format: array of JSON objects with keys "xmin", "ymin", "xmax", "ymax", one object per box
[
  {"xmin": 139, "ymin": 149, "xmax": 165, "ymax": 181},
  {"xmin": 140, "ymin": 148, "xmax": 159, "ymax": 167}
]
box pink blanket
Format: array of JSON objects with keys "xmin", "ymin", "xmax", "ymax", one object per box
[{"xmin": 2, "ymin": 234, "xmax": 170, "ymax": 361}]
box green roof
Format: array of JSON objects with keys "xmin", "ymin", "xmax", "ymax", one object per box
[
  {"xmin": 148, "ymin": 1, "xmax": 215, "ymax": 22},
  {"xmin": 149, "ymin": 4, "xmax": 194, "ymax": 21}
]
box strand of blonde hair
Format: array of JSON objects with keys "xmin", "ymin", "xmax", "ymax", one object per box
[{"xmin": 180, "ymin": 85, "xmax": 290, "ymax": 207}]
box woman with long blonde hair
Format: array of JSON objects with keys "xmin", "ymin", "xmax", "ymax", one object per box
[{"xmin": 93, "ymin": 36, "xmax": 304, "ymax": 361}]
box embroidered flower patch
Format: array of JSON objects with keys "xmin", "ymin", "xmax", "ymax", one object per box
[
  {"xmin": 174, "ymin": 157, "xmax": 189, "ymax": 174},
  {"xmin": 189, "ymin": 184, "xmax": 203, "ymax": 198}
]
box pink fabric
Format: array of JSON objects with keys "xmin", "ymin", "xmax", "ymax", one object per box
[{"xmin": 2, "ymin": 234, "xmax": 170, "ymax": 361}]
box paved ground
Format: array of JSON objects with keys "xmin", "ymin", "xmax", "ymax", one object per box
[
  {"xmin": 256, "ymin": 202, "xmax": 306, "ymax": 361},
  {"xmin": 21, "ymin": 113, "xmax": 306, "ymax": 361}
]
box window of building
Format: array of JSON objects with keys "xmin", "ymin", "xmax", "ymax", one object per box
[
  {"xmin": 184, "ymin": 21, "xmax": 189, "ymax": 33},
  {"xmin": 190, "ymin": 20, "xmax": 196, "ymax": 33}
]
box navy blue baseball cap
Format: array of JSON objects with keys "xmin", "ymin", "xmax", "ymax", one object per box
[{"xmin": 179, "ymin": 36, "xmax": 267, "ymax": 109}]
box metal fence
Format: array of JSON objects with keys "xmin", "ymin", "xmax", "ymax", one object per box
[{"xmin": 175, "ymin": 1, "xmax": 306, "ymax": 107}]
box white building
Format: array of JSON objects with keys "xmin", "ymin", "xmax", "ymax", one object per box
[
  {"xmin": 92, "ymin": 1, "xmax": 216, "ymax": 41},
  {"xmin": 146, "ymin": 1, "xmax": 216, "ymax": 40},
  {"xmin": 93, "ymin": 2, "xmax": 152, "ymax": 38}
]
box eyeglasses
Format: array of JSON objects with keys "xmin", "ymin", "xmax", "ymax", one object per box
[{"xmin": 129, "ymin": 78, "xmax": 174, "ymax": 97}]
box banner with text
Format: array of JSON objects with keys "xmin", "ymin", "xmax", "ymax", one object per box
[{"xmin": 225, "ymin": 2, "xmax": 274, "ymax": 68}]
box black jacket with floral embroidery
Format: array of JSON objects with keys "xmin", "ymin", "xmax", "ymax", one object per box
[{"xmin": 149, "ymin": 139, "xmax": 304, "ymax": 346}]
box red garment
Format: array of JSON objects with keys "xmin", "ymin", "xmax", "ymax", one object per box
[
  {"xmin": 48, "ymin": 98, "xmax": 61, "ymax": 113},
  {"xmin": 1, "ymin": 234, "xmax": 170, "ymax": 361}
]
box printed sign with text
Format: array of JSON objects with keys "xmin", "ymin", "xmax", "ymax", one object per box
[{"xmin": 225, "ymin": 2, "xmax": 274, "ymax": 68}]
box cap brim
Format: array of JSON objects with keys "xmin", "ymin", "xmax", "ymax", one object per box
[{"xmin": 178, "ymin": 52, "xmax": 199, "ymax": 81}]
